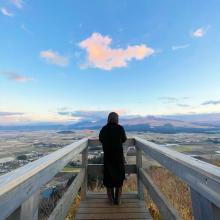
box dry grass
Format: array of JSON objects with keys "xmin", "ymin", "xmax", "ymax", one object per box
[
  {"xmin": 148, "ymin": 201, "xmax": 162, "ymax": 220},
  {"xmin": 210, "ymin": 159, "xmax": 220, "ymax": 167},
  {"xmin": 148, "ymin": 166, "xmax": 193, "ymax": 220},
  {"xmin": 123, "ymin": 174, "xmax": 137, "ymax": 192},
  {"xmin": 65, "ymin": 195, "xmax": 81, "ymax": 220}
]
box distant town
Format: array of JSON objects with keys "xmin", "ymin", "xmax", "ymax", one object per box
[{"xmin": 1, "ymin": 130, "xmax": 220, "ymax": 176}]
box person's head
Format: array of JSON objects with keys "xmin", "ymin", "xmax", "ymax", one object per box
[{"xmin": 107, "ymin": 112, "xmax": 119, "ymax": 124}]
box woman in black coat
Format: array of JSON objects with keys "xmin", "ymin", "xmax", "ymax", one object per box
[{"xmin": 99, "ymin": 112, "xmax": 127, "ymax": 205}]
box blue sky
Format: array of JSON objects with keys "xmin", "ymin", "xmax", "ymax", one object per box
[{"xmin": 0, "ymin": 0, "xmax": 220, "ymax": 124}]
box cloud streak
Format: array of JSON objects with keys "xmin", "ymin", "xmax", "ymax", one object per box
[
  {"xmin": 177, "ymin": 104, "xmax": 191, "ymax": 107},
  {"xmin": 201, "ymin": 100, "xmax": 220, "ymax": 105},
  {"xmin": 0, "ymin": 7, "xmax": 14, "ymax": 17},
  {"xmin": 159, "ymin": 97, "xmax": 191, "ymax": 108},
  {"xmin": 159, "ymin": 96, "xmax": 189, "ymax": 103},
  {"xmin": 0, "ymin": 71, "xmax": 33, "ymax": 83},
  {"xmin": 0, "ymin": 112, "xmax": 24, "ymax": 116},
  {"xmin": 172, "ymin": 44, "xmax": 190, "ymax": 51},
  {"xmin": 40, "ymin": 50, "xmax": 69, "ymax": 67},
  {"xmin": 10, "ymin": 0, "xmax": 23, "ymax": 9},
  {"xmin": 21, "ymin": 24, "xmax": 33, "ymax": 35},
  {"xmin": 57, "ymin": 109, "xmax": 129, "ymax": 121},
  {"xmin": 79, "ymin": 32, "xmax": 155, "ymax": 70},
  {"xmin": 58, "ymin": 110, "xmax": 108, "ymax": 119},
  {"xmin": 159, "ymin": 97, "xmax": 178, "ymax": 103}
]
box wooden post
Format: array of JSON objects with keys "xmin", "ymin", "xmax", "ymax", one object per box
[
  {"xmin": 48, "ymin": 170, "xmax": 85, "ymax": 220},
  {"xmin": 6, "ymin": 190, "xmax": 40, "ymax": 220},
  {"xmin": 20, "ymin": 190, "xmax": 40, "ymax": 220},
  {"xmin": 81, "ymin": 147, "xmax": 88, "ymax": 200},
  {"xmin": 6, "ymin": 207, "xmax": 21, "ymax": 220},
  {"xmin": 190, "ymin": 188, "xmax": 220, "ymax": 220},
  {"xmin": 136, "ymin": 146, "xmax": 144, "ymax": 200}
]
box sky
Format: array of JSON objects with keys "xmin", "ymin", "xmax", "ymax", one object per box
[{"xmin": 0, "ymin": 0, "xmax": 220, "ymax": 124}]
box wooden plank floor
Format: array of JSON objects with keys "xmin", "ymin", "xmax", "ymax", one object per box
[{"xmin": 75, "ymin": 193, "xmax": 152, "ymax": 220}]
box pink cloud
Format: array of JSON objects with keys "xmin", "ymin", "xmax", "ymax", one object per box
[
  {"xmin": 0, "ymin": 7, "xmax": 14, "ymax": 17},
  {"xmin": 40, "ymin": 50, "xmax": 69, "ymax": 67},
  {"xmin": 192, "ymin": 26, "xmax": 209, "ymax": 38},
  {"xmin": 79, "ymin": 32, "xmax": 155, "ymax": 70},
  {"xmin": 10, "ymin": 74, "xmax": 30, "ymax": 82},
  {"xmin": 0, "ymin": 71, "xmax": 32, "ymax": 83},
  {"xmin": 113, "ymin": 109, "xmax": 129, "ymax": 115}
]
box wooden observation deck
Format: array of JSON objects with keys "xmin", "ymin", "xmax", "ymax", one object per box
[{"xmin": 0, "ymin": 137, "xmax": 220, "ymax": 220}]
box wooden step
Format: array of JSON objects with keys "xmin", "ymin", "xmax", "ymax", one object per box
[{"xmin": 75, "ymin": 193, "xmax": 152, "ymax": 220}]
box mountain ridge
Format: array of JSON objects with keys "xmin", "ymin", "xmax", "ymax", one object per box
[{"xmin": 1, "ymin": 113, "xmax": 220, "ymax": 133}]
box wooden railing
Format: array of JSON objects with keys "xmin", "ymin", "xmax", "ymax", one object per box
[
  {"xmin": 135, "ymin": 137, "xmax": 220, "ymax": 220},
  {"xmin": 0, "ymin": 137, "xmax": 219, "ymax": 220},
  {"xmin": 0, "ymin": 138, "xmax": 88, "ymax": 220}
]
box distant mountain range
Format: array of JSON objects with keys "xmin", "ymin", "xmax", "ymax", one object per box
[{"xmin": 1, "ymin": 113, "xmax": 220, "ymax": 133}]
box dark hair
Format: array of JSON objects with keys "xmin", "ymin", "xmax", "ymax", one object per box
[{"xmin": 107, "ymin": 112, "xmax": 119, "ymax": 124}]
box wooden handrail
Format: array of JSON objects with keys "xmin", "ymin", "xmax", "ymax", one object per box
[
  {"xmin": 0, "ymin": 138, "xmax": 88, "ymax": 220},
  {"xmin": 135, "ymin": 137, "xmax": 220, "ymax": 220},
  {"xmin": 135, "ymin": 137, "xmax": 220, "ymax": 207}
]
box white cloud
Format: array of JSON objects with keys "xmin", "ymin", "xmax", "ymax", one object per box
[
  {"xmin": 0, "ymin": 7, "xmax": 14, "ymax": 17},
  {"xmin": 57, "ymin": 109, "xmax": 129, "ymax": 121},
  {"xmin": 79, "ymin": 32, "xmax": 155, "ymax": 70},
  {"xmin": 172, "ymin": 44, "xmax": 190, "ymax": 51},
  {"xmin": 10, "ymin": 0, "xmax": 23, "ymax": 9},
  {"xmin": 40, "ymin": 50, "xmax": 69, "ymax": 67},
  {"xmin": 192, "ymin": 26, "xmax": 209, "ymax": 38}
]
